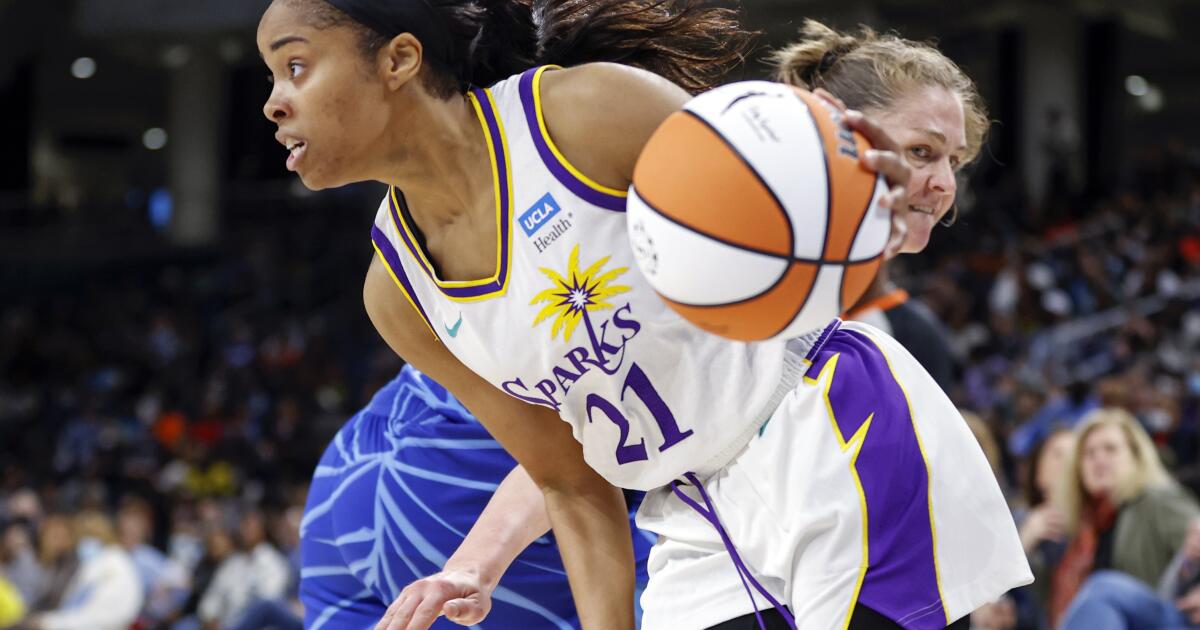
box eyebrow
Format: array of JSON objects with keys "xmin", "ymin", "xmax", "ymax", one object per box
[
  {"xmin": 915, "ymin": 128, "xmax": 968, "ymax": 152},
  {"xmin": 270, "ymin": 35, "xmax": 309, "ymax": 52}
]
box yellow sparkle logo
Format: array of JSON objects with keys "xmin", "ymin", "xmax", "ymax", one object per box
[{"xmin": 531, "ymin": 244, "xmax": 631, "ymax": 342}]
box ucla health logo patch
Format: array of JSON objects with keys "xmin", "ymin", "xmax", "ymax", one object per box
[{"xmin": 519, "ymin": 193, "xmax": 562, "ymax": 237}]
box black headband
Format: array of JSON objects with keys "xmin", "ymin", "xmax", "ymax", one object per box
[{"xmin": 325, "ymin": 0, "xmax": 457, "ymax": 72}]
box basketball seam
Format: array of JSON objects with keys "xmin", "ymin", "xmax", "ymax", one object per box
[
  {"xmin": 846, "ymin": 178, "xmax": 882, "ymax": 260},
  {"xmin": 678, "ymin": 109, "xmax": 797, "ymax": 259},
  {"xmin": 633, "ymin": 183, "xmax": 860, "ymax": 267},
  {"xmin": 796, "ymin": 90, "xmax": 876, "ymax": 314},
  {"xmin": 840, "ymin": 178, "xmax": 883, "ymax": 312},
  {"xmin": 794, "ymin": 90, "xmax": 834, "ymax": 262},
  {"xmin": 636, "ymin": 98, "xmax": 879, "ymax": 337},
  {"xmin": 632, "ymin": 184, "xmax": 789, "ymax": 308},
  {"xmin": 631, "ymin": 186, "xmax": 881, "ymax": 314}
]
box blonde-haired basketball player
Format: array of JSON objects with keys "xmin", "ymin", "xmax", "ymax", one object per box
[
  {"xmin": 256, "ymin": 2, "xmax": 1029, "ymax": 629},
  {"xmin": 775, "ymin": 19, "xmax": 987, "ymax": 393}
]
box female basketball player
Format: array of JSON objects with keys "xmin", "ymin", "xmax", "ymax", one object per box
[
  {"xmin": 774, "ymin": 20, "xmax": 989, "ymax": 393},
  {"xmin": 383, "ymin": 20, "xmax": 1003, "ymax": 630},
  {"xmin": 256, "ymin": 2, "xmax": 1030, "ymax": 629}
]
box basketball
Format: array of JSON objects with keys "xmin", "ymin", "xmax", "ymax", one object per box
[{"xmin": 627, "ymin": 81, "xmax": 891, "ymax": 342}]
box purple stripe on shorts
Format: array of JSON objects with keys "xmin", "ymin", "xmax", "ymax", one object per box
[
  {"xmin": 371, "ymin": 225, "xmax": 439, "ymax": 339},
  {"xmin": 517, "ymin": 67, "xmax": 627, "ymax": 212},
  {"xmin": 805, "ymin": 328, "xmax": 946, "ymax": 630},
  {"xmin": 804, "ymin": 318, "xmax": 843, "ymax": 363}
]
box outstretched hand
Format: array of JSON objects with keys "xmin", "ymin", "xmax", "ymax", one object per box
[
  {"xmin": 812, "ymin": 87, "xmax": 912, "ymax": 259},
  {"xmin": 376, "ymin": 570, "xmax": 493, "ymax": 630}
]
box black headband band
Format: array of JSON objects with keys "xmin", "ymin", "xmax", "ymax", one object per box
[{"xmin": 325, "ymin": 0, "xmax": 457, "ymax": 72}]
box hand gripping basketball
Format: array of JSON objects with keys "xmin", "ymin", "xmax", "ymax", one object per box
[
  {"xmin": 376, "ymin": 570, "xmax": 492, "ymax": 630},
  {"xmin": 812, "ymin": 88, "xmax": 912, "ymax": 260},
  {"xmin": 627, "ymin": 81, "xmax": 907, "ymax": 341},
  {"xmin": 843, "ymin": 109, "xmax": 911, "ymax": 259}
]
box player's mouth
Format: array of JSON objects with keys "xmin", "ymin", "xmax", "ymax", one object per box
[
  {"xmin": 286, "ymin": 140, "xmax": 307, "ymax": 172},
  {"xmin": 276, "ymin": 132, "xmax": 308, "ymax": 172},
  {"xmin": 908, "ymin": 204, "xmax": 936, "ymax": 216}
]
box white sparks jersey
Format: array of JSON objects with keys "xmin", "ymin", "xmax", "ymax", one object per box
[{"xmin": 371, "ymin": 66, "xmax": 804, "ymax": 490}]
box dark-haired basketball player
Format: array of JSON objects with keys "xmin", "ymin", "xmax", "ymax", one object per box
[{"xmin": 257, "ymin": 1, "xmax": 1029, "ymax": 628}]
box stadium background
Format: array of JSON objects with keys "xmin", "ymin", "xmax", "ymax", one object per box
[{"xmin": 0, "ymin": 0, "xmax": 1198, "ymax": 628}]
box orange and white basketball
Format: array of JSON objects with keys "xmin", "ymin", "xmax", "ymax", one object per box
[{"xmin": 627, "ymin": 81, "xmax": 890, "ymax": 342}]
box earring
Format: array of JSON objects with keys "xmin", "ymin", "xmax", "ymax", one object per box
[{"xmin": 939, "ymin": 205, "xmax": 958, "ymax": 227}]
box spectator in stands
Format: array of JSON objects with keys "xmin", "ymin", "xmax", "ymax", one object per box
[
  {"xmin": 168, "ymin": 527, "xmax": 236, "ymax": 630},
  {"xmin": 1059, "ymin": 519, "xmax": 1200, "ymax": 629},
  {"xmin": 196, "ymin": 509, "xmax": 290, "ymax": 629},
  {"xmin": 997, "ymin": 427, "xmax": 1074, "ymax": 629},
  {"xmin": 1009, "ymin": 383, "xmax": 1098, "ymax": 459},
  {"xmin": 0, "ymin": 520, "xmax": 43, "ymax": 611},
  {"xmin": 25, "ymin": 511, "xmax": 141, "ymax": 630},
  {"xmin": 217, "ymin": 504, "xmax": 305, "ymax": 630},
  {"xmin": 117, "ymin": 495, "xmax": 168, "ymax": 597},
  {"xmin": 25, "ymin": 515, "xmax": 75, "ymax": 618},
  {"xmin": 1050, "ymin": 408, "xmax": 1200, "ymax": 625}
]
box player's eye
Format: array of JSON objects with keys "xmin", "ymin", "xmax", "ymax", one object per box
[
  {"xmin": 909, "ymin": 145, "xmax": 933, "ymax": 161},
  {"xmin": 288, "ymin": 61, "xmax": 304, "ymax": 78}
]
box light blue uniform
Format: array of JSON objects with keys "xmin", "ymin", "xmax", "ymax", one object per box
[{"xmin": 299, "ymin": 365, "xmax": 652, "ymax": 629}]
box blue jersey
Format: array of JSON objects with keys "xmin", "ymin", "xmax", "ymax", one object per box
[{"xmin": 300, "ymin": 365, "xmax": 653, "ymax": 629}]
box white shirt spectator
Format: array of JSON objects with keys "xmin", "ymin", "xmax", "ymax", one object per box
[
  {"xmin": 198, "ymin": 542, "xmax": 290, "ymax": 627},
  {"xmin": 38, "ymin": 543, "xmax": 142, "ymax": 630}
]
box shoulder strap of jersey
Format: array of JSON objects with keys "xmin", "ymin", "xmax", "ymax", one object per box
[{"xmin": 511, "ymin": 65, "xmax": 628, "ymax": 212}]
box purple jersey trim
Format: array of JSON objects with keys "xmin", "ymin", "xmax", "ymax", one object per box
[
  {"xmin": 385, "ymin": 87, "xmax": 512, "ymax": 301},
  {"xmin": 371, "ymin": 226, "xmax": 440, "ymax": 341},
  {"xmin": 517, "ymin": 66, "xmax": 627, "ymax": 212},
  {"xmin": 806, "ymin": 327, "xmax": 947, "ymax": 629}
]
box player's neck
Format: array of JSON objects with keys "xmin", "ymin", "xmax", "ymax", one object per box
[{"xmin": 373, "ymin": 91, "xmax": 495, "ymax": 228}]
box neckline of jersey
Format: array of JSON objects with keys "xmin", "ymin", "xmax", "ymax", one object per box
[{"xmin": 386, "ymin": 87, "xmax": 514, "ymax": 302}]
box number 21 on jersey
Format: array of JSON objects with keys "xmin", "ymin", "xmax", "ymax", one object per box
[{"xmin": 586, "ymin": 362, "xmax": 693, "ymax": 465}]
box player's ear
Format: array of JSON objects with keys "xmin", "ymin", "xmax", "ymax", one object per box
[{"xmin": 378, "ymin": 32, "xmax": 422, "ymax": 91}]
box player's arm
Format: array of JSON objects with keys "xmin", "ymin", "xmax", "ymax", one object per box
[
  {"xmin": 364, "ymin": 257, "xmax": 634, "ymax": 630},
  {"xmin": 379, "ymin": 464, "xmax": 551, "ymax": 628},
  {"xmin": 444, "ymin": 464, "xmax": 550, "ymax": 587}
]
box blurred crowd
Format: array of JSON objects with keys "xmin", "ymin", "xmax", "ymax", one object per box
[
  {"xmin": 0, "ymin": 145, "xmax": 1198, "ymax": 629},
  {"xmin": 912, "ymin": 142, "xmax": 1200, "ymax": 629},
  {"xmin": 0, "ymin": 193, "xmax": 401, "ymax": 629},
  {"xmin": 917, "ymin": 142, "xmax": 1200, "ymax": 482}
]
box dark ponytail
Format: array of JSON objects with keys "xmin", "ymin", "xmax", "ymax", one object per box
[
  {"xmin": 525, "ymin": 0, "xmax": 757, "ymax": 94},
  {"xmin": 435, "ymin": 0, "xmax": 758, "ymax": 94},
  {"xmin": 288, "ymin": 0, "xmax": 755, "ymax": 96}
]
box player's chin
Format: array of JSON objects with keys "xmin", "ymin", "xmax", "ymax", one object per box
[
  {"xmin": 900, "ymin": 215, "xmax": 935, "ymax": 254},
  {"xmin": 294, "ymin": 168, "xmax": 340, "ymax": 192}
]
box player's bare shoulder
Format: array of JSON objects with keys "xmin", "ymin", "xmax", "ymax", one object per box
[
  {"xmin": 363, "ymin": 254, "xmax": 442, "ymax": 362},
  {"xmin": 537, "ymin": 63, "xmax": 691, "ymax": 187}
]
